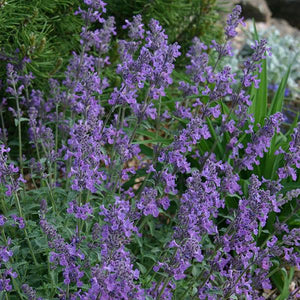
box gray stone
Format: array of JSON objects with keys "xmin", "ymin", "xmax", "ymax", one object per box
[
  {"xmin": 270, "ymin": 18, "xmax": 300, "ymax": 39},
  {"xmin": 238, "ymin": 0, "xmax": 272, "ymax": 23}
]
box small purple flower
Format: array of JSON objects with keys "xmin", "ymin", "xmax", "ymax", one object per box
[
  {"xmin": 0, "ymin": 268, "xmax": 17, "ymax": 292},
  {"xmin": 137, "ymin": 187, "xmax": 159, "ymax": 217},
  {"xmin": 0, "ymin": 245, "xmax": 13, "ymax": 263},
  {"xmin": 210, "ymin": 40, "xmax": 234, "ymax": 57},
  {"xmin": 67, "ymin": 201, "xmax": 93, "ymax": 220},
  {"xmin": 75, "ymin": 0, "xmax": 107, "ymax": 23},
  {"xmin": 268, "ymin": 83, "xmax": 278, "ymax": 92},
  {"xmin": 276, "ymin": 122, "xmax": 300, "ymax": 181},
  {"xmin": 0, "ymin": 215, "xmax": 6, "ymax": 226},
  {"xmin": 284, "ymin": 88, "xmax": 290, "ymax": 97},
  {"xmin": 147, "ymin": 281, "xmax": 175, "ymax": 300},
  {"xmin": 162, "ymin": 170, "xmax": 177, "ymax": 194},
  {"xmin": 0, "ymin": 145, "xmax": 25, "ymax": 196},
  {"xmin": 117, "ymin": 15, "xmax": 180, "ymax": 106},
  {"xmin": 22, "ymin": 284, "xmax": 38, "ymax": 300},
  {"xmin": 10, "ymin": 215, "xmax": 25, "ymax": 229}
]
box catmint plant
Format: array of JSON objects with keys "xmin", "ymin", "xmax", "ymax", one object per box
[{"xmin": 0, "ymin": 1, "xmax": 298, "ymax": 300}]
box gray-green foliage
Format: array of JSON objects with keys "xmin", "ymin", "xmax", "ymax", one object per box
[
  {"xmin": 258, "ymin": 27, "xmax": 300, "ymax": 99},
  {"xmin": 224, "ymin": 25, "xmax": 300, "ymax": 100}
]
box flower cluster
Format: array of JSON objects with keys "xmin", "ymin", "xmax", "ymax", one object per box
[
  {"xmin": 111, "ymin": 14, "xmax": 180, "ymax": 110},
  {"xmin": 85, "ymin": 198, "xmax": 144, "ymax": 299},
  {"xmin": 0, "ymin": 238, "xmax": 17, "ymax": 292},
  {"xmin": 40, "ymin": 204, "xmax": 85, "ymax": 290},
  {"xmin": 277, "ymin": 123, "xmax": 300, "ymax": 180},
  {"xmin": 66, "ymin": 118, "xmax": 108, "ymax": 192},
  {"xmin": 236, "ymin": 112, "xmax": 284, "ymax": 170},
  {"xmin": 67, "ymin": 201, "xmax": 93, "ymax": 220},
  {"xmin": 0, "ymin": 145, "xmax": 25, "ymax": 196}
]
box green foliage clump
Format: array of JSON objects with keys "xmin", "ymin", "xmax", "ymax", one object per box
[
  {"xmin": 0, "ymin": 0, "xmax": 82, "ymax": 84},
  {"xmin": 107, "ymin": 0, "xmax": 224, "ymax": 63}
]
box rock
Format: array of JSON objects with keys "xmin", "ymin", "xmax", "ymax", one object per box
[
  {"xmin": 238, "ymin": 0, "xmax": 272, "ymax": 23},
  {"xmin": 266, "ymin": 0, "xmax": 300, "ymax": 29},
  {"xmin": 270, "ymin": 18, "xmax": 300, "ymax": 39},
  {"xmin": 230, "ymin": 18, "xmax": 300, "ymax": 52}
]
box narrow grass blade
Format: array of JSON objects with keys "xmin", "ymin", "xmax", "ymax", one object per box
[
  {"xmin": 252, "ymin": 19, "xmax": 259, "ymax": 41},
  {"xmin": 269, "ymin": 64, "xmax": 291, "ymax": 115},
  {"xmin": 248, "ymin": 20, "xmax": 268, "ymax": 125},
  {"xmin": 249, "ymin": 58, "xmax": 268, "ymax": 125},
  {"xmin": 276, "ymin": 268, "xmax": 294, "ymax": 300},
  {"xmin": 206, "ymin": 117, "xmax": 223, "ymax": 156}
]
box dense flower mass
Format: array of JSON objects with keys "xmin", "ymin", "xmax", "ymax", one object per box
[{"xmin": 0, "ymin": 1, "xmax": 298, "ymax": 299}]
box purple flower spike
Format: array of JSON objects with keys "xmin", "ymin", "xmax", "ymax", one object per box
[
  {"xmin": 0, "ymin": 145, "xmax": 25, "ymax": 196},
  {"xmin": 122, "ymin": 15, "xmax": 144, "ymax": 40},
  {"xmin": 225, "ymin": 5, "xmax": 245, "ymax": 40}
]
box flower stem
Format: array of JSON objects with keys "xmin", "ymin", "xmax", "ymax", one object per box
[
  {"xmin": 12, "ymin": 83, "xmax": 24, "ymax": 178},
  {"xmin": 12, "ymin": 191, "xmax": 38, "ymax": 266},
  {"xmin": 54, "ymin": 103, "xmax": 59, "ymax": 185}
]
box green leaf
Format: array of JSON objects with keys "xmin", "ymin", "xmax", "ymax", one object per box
[
  {"xmin": 206, "ymin": 117, "xmax": 223, "ymax": 156},
  {"xmin": 249, "ymin": 58, "xmax": 268, "ymax": 125},
  {"xmin": 136, "ymin": 262, "xmax": 147, "ymax": 275},
  {"xmin": 147, "ymin": 219, "xmax": 155, "ymax": 236},
  {"xmin": 135, "ymin": 129, "xmax": 157, "ymax": 139},
  {"xmin": 219, "ymin": 100, "xmax": 230, "ymax": 115},
  {"xmin": 135, "ymin": 235, "xmax": 143, "ymax": 248},
  {"xmin": 20, "ymin": 117, "xmax": 30, "ymax": 122},
  {"xmin": 172, "ymin": 115, "xmax": 189, "ymax": 124},
  {"xmin": 263, "ymin": 133, "xmax": 285, "ymax": 179},
  {"xmin": 143, "ymin": 253, "xmax": 157, "ymax": 262},
  {"xmin": 289, "ymin": 216, "xmax": 300, "ymax": 226},
  {"xmin": 140, "ymin": 145, "xmax": 154, "ymax": 157},
  {"xmin": 268, "ymin": 64, "xmax": 291, "ymax": 115},
  {"xmin": 34, "ymin": 237, "xmax": 47, "ymax": 249},
  {"xmin": 252, "ymin": 19, "xmax": 259, "ymax": 41},
  {"xmin": 132, "ymin": 138, "xmax": 172, "ymax": 145},
  {"xmin": 271, "ymin": 270, "xmax": 284, "ymax": 292},
  {"xmin": 248, "ymin": 20, "xmax": 268, "ymax": 125},
  {"xmin": 276, "ymin": 267, "xmax": 294, "ymax": 300},
  {"xmin": 192, "ymin": 265, "xmax": 201, "ymax": 277}
]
